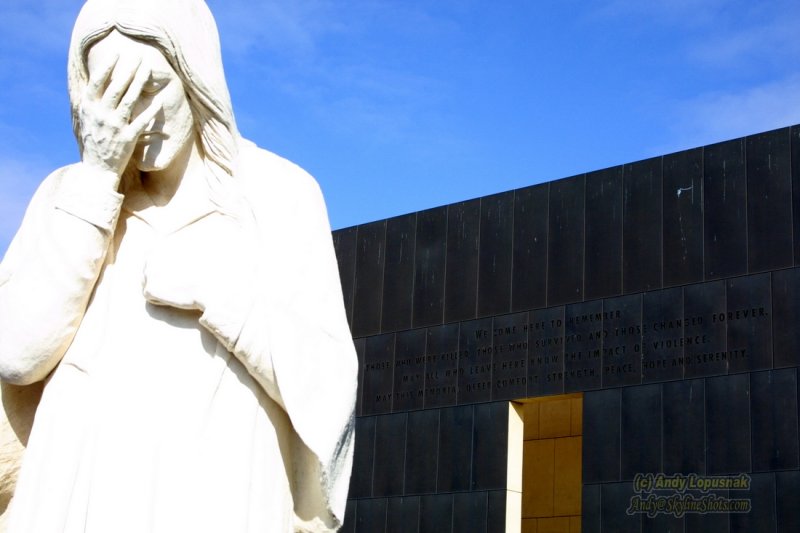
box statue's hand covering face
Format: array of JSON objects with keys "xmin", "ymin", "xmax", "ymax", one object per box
[
  {"xmin": 85, "ymin": 30, "xmax": 195, "ymax": 172},
  {"xmin": 69, "ymin": 0, "xmax": 239, "ymax": 178}
]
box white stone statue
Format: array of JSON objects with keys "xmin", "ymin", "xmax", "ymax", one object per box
[{"xmin": 0, "ymin": 1, "xmax": 358, "ymax": 531}]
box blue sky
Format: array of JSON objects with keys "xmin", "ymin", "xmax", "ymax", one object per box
[{"xmin": 2, "ymin": 0, "xmax": 800, "ymax": 256}]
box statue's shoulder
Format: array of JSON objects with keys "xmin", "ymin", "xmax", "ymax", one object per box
[
  {"xmin": 237, "ymin": 139, "xmax": 322, "ymax": 201},
  {"xmin": 29, "ymin": 163, "xmax": 82, "ymax": 202},
  {"xmin": 42, "ymin": 163, "xmax": 81, "ymax": 185}
]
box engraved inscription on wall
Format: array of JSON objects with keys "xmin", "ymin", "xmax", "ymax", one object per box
[{"xmin": 356, "ymin": 271, "xmax": 774, "ymax": 412}]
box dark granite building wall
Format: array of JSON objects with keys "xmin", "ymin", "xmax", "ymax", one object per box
[{"xmin": 334, "ymin": 125, "xmax": 800, "ymax": 532}]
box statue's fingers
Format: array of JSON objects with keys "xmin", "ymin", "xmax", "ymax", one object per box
[
  {"xmin": 118, "ymin": 63, "xmax": 151, "ymax": 121},
  {"xmin": 86, "ymin": 54, "xmax": 118, "ymax": 101},
  {"xmin": 101, "ymin": 57, "xmax": 142, "ymax": 109},
  {"xmin": 128, "ymin": 91, "xmax": 166, "ymax": 135}
]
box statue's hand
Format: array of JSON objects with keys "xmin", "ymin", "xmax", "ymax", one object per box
[
  {"xmin": 142, "ymin": 214, "xmax": 259, "ymax": 314},
  {"xmin": 79, "ymin": 54, "xmax": 165, "ymax": 187}
]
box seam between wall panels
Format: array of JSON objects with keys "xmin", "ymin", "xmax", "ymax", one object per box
[
  {"xmin": 378, "ymin": 221, "xmax": 387, "ymax": 333},
  {"xmin": 702, "ymin": 378, "xmax": 708, "ymax": 477},
  {"xmin": 791, "ymin": 128, "xmax": 796, "ymax": 265},
  {"xmin": 660, "ymin": 384, "xmax": 665, "ymax": 476},
  {"xmin": 680, "ymin": 288, "xmax": 686, "ymax": 382},
  {"xmin": 746, "ymin": 372, "xmax": 753, "ymax": 474},
  {"xmin": 369, "ymin": 417, "xmax": 378, "ymax": 499},
  {"xmin": 475, "ymin": 200, "xmax": 482, "ymax": 319},
  {"xmin": 618, "ymin": 388, "xmax": 623, "ymax": 483},
  {"xmin": 408, "ymin": 213, "xmax": 418, "ymax": 333},
  {"xmin": 621, "ymin": 165, "xmax": 627, "ymax": 297},
  {"xmin": 660, "ymin": 157, "xmax": 665, "ymax": 290},
  {"xmin": 509, "ymin": 190, "xmax": 516, "ymax": 314},
  {"xmin": 442, "ymin": 206, "xmax": 450, "ymax": 326},
  {"xmin": 470, "ymin": 405, "xmax": 476, "ymax": 492},
  {"xmin": 434, "ymin": 407, "xmax": 442, "ymax": 494},
  {"xmin": 744, "ymin": 138, "xmax": 750, "ymax": 274},
  {"xmin": 617, "ymin": 169, "xmax": 624, "ymax": 297},
  {"xmin": 582, "ymin": 173, "xmax": 587, "ymax": 303},
  {"xmin": 401, "ymin": 412, "xmax": 408, "ymax": 497},
  {"xmin": 509, "ymin": 190, "xmax": 517, "ymax": 312},
  {"xmin": 483, "ymin": 491, "xmax": 488, "ymax": 533},
  {"xmin": 545, "ymin": 182, "xmax": 551, "ymax": 308},
  {"xmin": 701, "ymin": 148, "xmax": 706, "ymax": 283},
  {"xmin": 769, "ymin": 271, "xmax": 774, "ymax": 369}
]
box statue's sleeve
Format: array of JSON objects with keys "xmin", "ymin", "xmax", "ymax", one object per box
[
  {"xmin": 197, "ymin": 158, "xmax": 357, "ymax": 528},
  {"xmin": 0, "ymin": 164, "xmax": 123, "ymax": 385}
]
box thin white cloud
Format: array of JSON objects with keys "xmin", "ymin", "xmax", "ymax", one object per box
[
  {"xmin": 587, "ymin": 0, "xmax": 800, "ymax": 69},
  {"xmin": 213, "ymin": 1, "xmax": 461, "ymax": 146},
  {"xmin": 0, "ymin": 0, "xmax": 83, "ymax": 53},
  {"xmin": 657, "ymin": 74, "xmax": 800, "ymax": 153},
  {"xmin": 207, "ymin": 0, "xmax": 343, "ymax": 60}
]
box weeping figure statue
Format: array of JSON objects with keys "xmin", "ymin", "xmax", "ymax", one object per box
[{"xmin": 0, "ymin": 1, "xmax": 358, "ymax": 531}]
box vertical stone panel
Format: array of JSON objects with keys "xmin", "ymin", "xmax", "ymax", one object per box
[
  {"xmin": 564, "ymin": 300, "xmax": 603, "ymax": 392},
  {"xmin": 333, "ymin": 226, "xmax": 358, "ymax": 329},
  {"xmin": 729, "ymin": 472, "xmax": 776, "ymax": 533},
  {"xmin": 404, "ymin": 409, "xmax": 439, "ymax": 495},
  {"xmin": 437, "ymin": 405, "xmax": 474, "ymax": 492},
  {"xmin": 424, "ymin": 324, "xmax": 459, "ymax": 409},
  {"xmin": 642, "ymin": 287, "xmax": 684, "ymax": 383},
  {"xmin": 492, "ymin": 312, "xmax": 529, "ymax": 401},
  {"xmin": 445, "ymin": 199, "xmax": 481, "ymax": 322},
  {"xmin": 683, "ymin": 281, "xmax": 727, "ymax": 378},
  {"xmin": 583, "ymin": 388, "xmax": 621, "ymax": 483},
  {"xmin": 353, "ymin": 221, "xmax": 387, "ymax": 336},
  {"xmin": 412, "ymin": 207, "xmax": 447, "ymax": 328},
  {"xmin": 382, "ymin": 213, "xmax": 416, "ymax": 332},
  {"xmin": 776, "ymin": 471, "xmax": 800, "ymax": 532},
  {"xmin": 528, "ymin": 306, "xmax": 566, "ymax": 396},
  {"xmin": 746, "ymin": 128, "xmax": 793, "ymax": 273},
  {"xmin": 623, "ymin": 157, "xmax": 663, "ymax": 293},
  {"xmin": 582, "ymin": 484, "xmax": 601, "ymax": 533},
  {"xmin": 478, "ymin": 192, "xmax": 514, "ymax": 317},
  {"xmin": 706, "ymin": 374, "xmax": 751, "ymax": 475},
  {"xmin": 356, "ymin": 498, "xmax": 387, "ymax": 533},
  {"xmin": 487, "ymin": 491, "xmax": 508, "ymax": 533},
  {"xmin": 512, "ymin": 184, "xmax": 549, "ymax": 311},
  {"xmin": 601, "ymin": 482, "xmax": 641, "ymax": 533},
  {"xmin": 750, "ymin": 369, "xmax": 799, "ymax": 471},
  {"xmin": 453, "ymin": 492, "xmax": 488, "ymax": 533},
  {"xmin": 354, "ymin": 337, "xmax": 366, "ymax": 416},
  {"xmin": 602, "ymin": 294, "xmax": 643, "ymax": 388},
  {"xmin": 392, "ymin": 329, "xmax": 426, "ymax": 412},
  {"xmin": 663, "ymin": 379, "xmax": 705, "ymax": 475},
  {"xmin": 726, "ymin": 273, "xmax": 772, "ymax": 373},
  {"xmin": 585, "ymin": 166, "xmax": 623, "ymax": 300},
  {"xmin": 548, "ymin": 176, "xmax": 585, "ymax": 306},
  {"xmin": 387, "ymin": 496, "xmax": 420, "ymax": 533},
  {"xmin": 373, "ymin": 413, "xmax": 408, "ymax": 497},
  {"xmin": 771, "ymin": 268, "xmax": 800, "ymax": 368},
  {"xmin": 621, "ymin": 384, "xmax": 662, "ymax": 480},
  {"xmin": 662, "ymin": 148, "xmax": 704, "ymax": 287},
  {"xmin": 350, "ymin": 416, "xmax": 376, "ymax": 498},
  {"xmin": 703, "ymin": 138, "xmax": 747, "ymax": 280},
  {"xmin": 419, "ymin": 494, "xmax": 453, "ymax": 533},
  {"xmin": 363, "ymin": 333, "xmax": 395, "ymax": 415},
  {"xmin": 458, "ymin": 317, "xmax": 494, "ymax": 405},
  {"xmin": 473, "ymin": 402, "xmax": 510, "ymax": 490},
  {"xmin": 792, "ymin": 125, "xmax": 800, "ymax": 263}
]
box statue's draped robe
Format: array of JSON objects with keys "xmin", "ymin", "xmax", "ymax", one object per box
[{"xmin": 0, "ymin": 144, "xmax": 357, "ymax": 532}]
